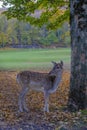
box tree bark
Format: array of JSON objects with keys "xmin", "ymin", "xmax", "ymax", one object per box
[{"xmin": 68, "ymin": 0, "xmax": 87, "ymax": 111}]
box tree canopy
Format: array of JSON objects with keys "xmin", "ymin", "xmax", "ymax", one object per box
[{"xmin": 1, "ymin": 0, "xmax": 70, "ymax": 29}]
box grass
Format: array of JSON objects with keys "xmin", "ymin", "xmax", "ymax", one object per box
[{"xmin": 0, "ymin": 48, "xmax": 71, "ymax": 70}]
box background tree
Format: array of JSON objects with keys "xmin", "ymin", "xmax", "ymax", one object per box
[
  {"xmin": 1, "ymin": 0, "xmax": 87, "ymax": 111},
  {"xmin": 0, "ymin": 13, "xmax": 70, "ymax": 47}
]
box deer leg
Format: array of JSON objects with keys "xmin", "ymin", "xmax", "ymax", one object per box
[
  {"xmin": 18, "ymin": 87, "xmax": 29, "ymax": 112},
  {"xmin": 44, "ymin": 91, "xmax": 49, "ymax": 112},
  {"xmin": 22, "ymin": 87, "xmax": 29, "ymax": 112},
  {"xmin": 18, "ymin": 88, "xmax": 24, "ymax": 112}
]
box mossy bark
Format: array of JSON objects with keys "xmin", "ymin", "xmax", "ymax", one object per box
[{"xmin": 68, "ymin": 0, "xmax": 87, "ymax": 111}]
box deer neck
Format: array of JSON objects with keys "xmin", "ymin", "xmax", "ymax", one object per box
[{"xmin": 49, "ymin": 71, "xmax": 62, "ymax": 93}]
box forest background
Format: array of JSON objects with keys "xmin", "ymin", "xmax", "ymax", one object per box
[{"xmin": 0, "ymin": 8, "xmax": 70, "ymax": 48}]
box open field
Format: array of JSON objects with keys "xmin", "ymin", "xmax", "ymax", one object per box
[{"xmin": 0, "ymin": 48, "xmax": 71, "ymax": 70}]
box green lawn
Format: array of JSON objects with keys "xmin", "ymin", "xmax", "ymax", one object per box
[{"xmin": 0, "ymin": 48, "xmax": 71, "ymax": 70}]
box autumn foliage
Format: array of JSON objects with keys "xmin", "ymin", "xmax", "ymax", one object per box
[{"xmin": 0, "ymin": 71, "xmax": 86, "ymax": 128}]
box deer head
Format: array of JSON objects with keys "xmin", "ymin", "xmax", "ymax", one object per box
[{"xmin": 49, "ymin": 61, "xmax": 63, "ymax": 77}]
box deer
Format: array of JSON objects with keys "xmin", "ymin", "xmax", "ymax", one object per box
[{"xmin": 17, "ymin": 61, "xmax": 63, "ymax": 113}]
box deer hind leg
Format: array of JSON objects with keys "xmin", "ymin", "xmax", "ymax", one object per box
[
  {"xmin": 44, "ymin": 91, "xmax": 49, "ymax": 112},
  {"xmin": 18, "ymin": 86, "xmax": 29, "ymax": 112}
]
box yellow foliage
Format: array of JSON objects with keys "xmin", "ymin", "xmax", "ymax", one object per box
[{"xmin": 49, "ymin": 9, "xmax": 65, "ymax": 23}]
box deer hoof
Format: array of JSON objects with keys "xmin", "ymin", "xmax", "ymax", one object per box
[
  {"xmin": 23, "ymin": 107, "xmax": 29, "ymax": 112},
  {"xmin": 43, "ymin": 108, "xmax": 49, "ymax": 113}
]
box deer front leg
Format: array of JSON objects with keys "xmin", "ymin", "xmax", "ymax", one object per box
[
  {"xmin": 18, "ymin": 87, "xmax": 29, "ymax": 112},
  {"xmin": 18, "ymin": 89, "xmax": 24, "ymax": 112},
  {"xmin": 22, "ymin": 87, "xmax": 29, "ymax": 112},
  {"xmin": 44, "ymin": 91, "xmax": 49, "ymax": 112}
]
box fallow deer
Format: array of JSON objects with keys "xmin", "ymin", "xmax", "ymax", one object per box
[{"xmin": 17, "ymin": 61, "xmax": 63, "ymax": 112}]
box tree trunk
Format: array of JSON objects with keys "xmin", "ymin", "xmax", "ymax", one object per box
[{"xmin": 68, "ymin": 0, "xmax": 87, "ymax": 111}]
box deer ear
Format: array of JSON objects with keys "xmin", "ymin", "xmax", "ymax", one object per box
[
  {"xmin": 51, "ymin": 61, "xmax": 57, "ymax": 66},
  {"xmin": 60, "ymin": 61, "xmax": 63, "ymax": 66}
]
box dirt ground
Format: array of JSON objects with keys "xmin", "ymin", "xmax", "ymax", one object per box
[{"xmin": 0, "ymin": 70, "xmax": 87, "ymax": 130}]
